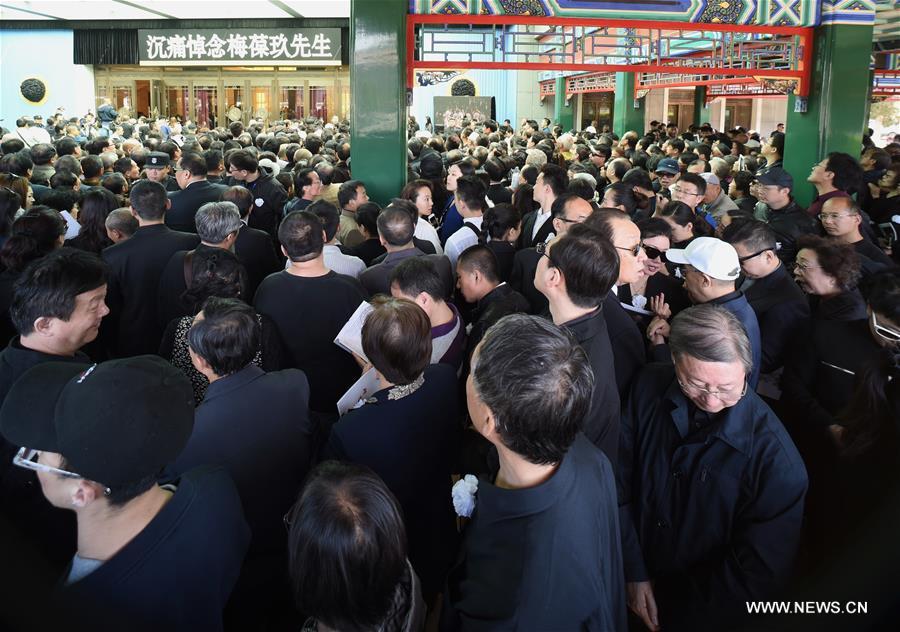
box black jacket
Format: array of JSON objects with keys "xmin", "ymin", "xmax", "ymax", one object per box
[
  {"xmin": 228, "ymin": 172, "xmax": 287, "ymax": 238},
  {"xmin": 765, "ymin": 200, "xmax": 818, "ymax": 265},
  {"xmin": 102, "ymin": 224, "xmax": 200, "ymax": 357},
  {"xmin": 509, "ymin": 247, "xmax": 547, "ymax": 315},
  {"xmin": 165, "ymin": 180, "xmax": 229, "ymax": 233},
  {"xmin": 467, "ymin": 283, "xmax": 530, "ymax": 358},
  {"xmin": 168, "ymin": 365, "xmax": 312, "ymax": 558},
  {"xmin": 519, "ymin": 210, "xmax": 555, "ymax": 249},
  {"xmin": 562, "ymin": 308, "xmax": 621, "ymax": 468},
  {"xmin": 234, "ymin": 223, "xmax": 282, "ymax": 301},
  {"xmin": 486, "ymin": 240, "xmax": 516, "ymax": 283},
  {"xmin": 604, "ymin": 291, "xmax": 646, "ymax": 399},
  {"xmin": 62, "ymin": 467, "xmax": 250, "ymax": 632},
  {"xmin": 743, "ymin": 264, "xmax": 810, "ymax": 373},
  {"xmin": 619, "ymin": 363, "xmax": 807, "ymax": 630},
  {"xmin": 445, "ymin": 435, "xmax": 625, "ymax": 631},
  {"xmin": 325, "ymin": 363, "xmax": 461, "ymax": 600}
]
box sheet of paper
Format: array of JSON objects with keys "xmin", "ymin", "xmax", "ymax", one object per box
[
  {"xmin": 337, "ymin": 368, "xmax": 380, "ymax": 416},
  {"xmin": 334, "ymin": 301, "xmax": 373, "ymax": 362}
]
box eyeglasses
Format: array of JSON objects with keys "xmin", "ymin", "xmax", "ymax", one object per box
[
  {"xmin": 671, "ymin": 186, "xmax": 702, "ymax": 197},
  {"xmin": 677, "ymin": 376, "xmax": 748, "ymax": 402},
  {"xmin": 738, "ymin": 248, "xmax": 770, "ymax": 263},
  {"xmin": 871, "ymin": 312, "xmax": 900, "ymax": 343},
  {"xmin": 643, "ymin": 245, "xmax": 663, "ymax": 260},
  {"xmin": 817, "ymin": 213, "xmax": 857, "ymax": 222},
  {"xmin": 615, "ymin": 242, "xmax": 645, "ymax": 258},
  {"xmin": 793, "ymin": 261, "xmax": 821, "ymax": 273},
  {"xmin": 12, "ymin": 447, "xmax": 111, "ymax": 496},
  {"xmin": 535, "ymin": 239, "xmax": 558, "ymax": 266},
  {"xmin": 555, "ymin": 216, "xmax": 583, "ymax": 225}
]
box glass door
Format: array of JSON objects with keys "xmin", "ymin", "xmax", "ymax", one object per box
[
  {"xmin": 194, "ymin": 85, "xmax": 218, "ymax": 128},
  {"xmin": 165, "ymin": 84, "xmax": 189, "ymax": 122},
  {"xmin": 279, "ymin": 85, "xmax": 305, "ymax": 120},
  {"xmin": 224, "ymin": 85, "xmax": 246, "ymax": 125},
  {"xmin": 310, "ymin": 85, "xmax": 330, "ymax": 121}
]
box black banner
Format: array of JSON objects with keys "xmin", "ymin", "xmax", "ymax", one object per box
[{"xmin": 137, "ymin": 28, "xmax": 342, "ymax": 65}]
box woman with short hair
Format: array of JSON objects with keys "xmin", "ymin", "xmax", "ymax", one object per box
[{"xmin": 323, "ymin": 297, "xmax": 460, "ymax": 605}]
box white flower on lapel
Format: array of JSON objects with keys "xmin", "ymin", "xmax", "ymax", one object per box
[
  {"xmin": 632, "ymin": 294, "xmax": 648, "ymax": 311},
  {"xmin": 452, "ymin": 474, "xmax": 479, "ymax": 518}
]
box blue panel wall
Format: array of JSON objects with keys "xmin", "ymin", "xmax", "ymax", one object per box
[
  {"xmin": 0, "ymin": 30, "xmax": 95, "ymax": 122},
  {"xmin": 410, "ymin": 69, "xmax": 517, "ymax": 129}
]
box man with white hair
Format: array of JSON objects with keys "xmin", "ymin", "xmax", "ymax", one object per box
[
  {"xmin": 619, "ymin": 305, "xmax": 807, "ymax": 631},
  {"xmin": 700, "ymin": 172, "xmax": 738, "ymax": 218}
]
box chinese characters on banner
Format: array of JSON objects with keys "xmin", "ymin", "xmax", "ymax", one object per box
[{"xmin": 137, "ymin": 29, "xmax": 342, "ymax": 65}]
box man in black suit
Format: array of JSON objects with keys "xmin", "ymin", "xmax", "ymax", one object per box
[
  {"xmin": 102, "ymin": 180, "xmax": 199, "ymax": 358},
  {"xmin": 723, "ymin": 219, "xmax": 810, "ymax": 375},
  {"xmin": 510, "ymin": 192, "xmax": 593, "ymax": 315},
  {"xmin": 583, "ymin": 209, "xmax": 648, "ymax": 399},
  {"xmin": 519, "ymin": 163, "xmax": 568, "ymax": 249},
  {"xmin": 223, "ymin": 186, "xmax": 282, "ymax": 300},
  {"xmin": 535, "ymin": 223, "xmax": 621, "ymax": 468},
  {"xmin": 166, "ymin": 152, "xmax": 229, "ymax": 233},
  {"xmin": 168, "ymin": 297, "xmax": 312, "ymax": 626},
  {"xmin": 360, "ymin": 206, "xmax": 453, "ymax": 298},
  {"xmin": 227, "ymin": 149, "xmax": 287, "ymax": 239}
]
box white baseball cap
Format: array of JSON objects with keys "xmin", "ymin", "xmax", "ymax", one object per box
[
  {"xmin": 665, "ymin": 237, "xmax": 740, "ymax": 281},
  {"xmin": 699, "ymin": 172, "xmax": 720, "ymax": 186}
]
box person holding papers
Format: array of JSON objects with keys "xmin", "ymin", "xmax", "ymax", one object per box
[{"xmin": 323, "ymin": 297, "xmax": 461, "ymax": 607}]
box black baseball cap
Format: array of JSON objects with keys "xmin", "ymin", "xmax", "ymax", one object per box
[
  {"xmin": 756, "ymin": 167, "xmax": 793, "ymax": 189},
  {"xmin": 145, "ymin": 151, "xmax": 172, "ymax": 169},
  {"xmin": 0, "ymin": 356, "xmax": 194, "ymax": 488}
]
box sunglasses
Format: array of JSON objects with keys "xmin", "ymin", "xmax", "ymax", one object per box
[
  {"xmin": 738, "ymin": 248, "xmax": 769, "ymax": 263},
  {"xmin": 643, "ymin": 245, "xmax": 663, "ymax": 260},
  {"xmin": 615, "ymin": 242, "xmax": 645, "ymax": 258}
]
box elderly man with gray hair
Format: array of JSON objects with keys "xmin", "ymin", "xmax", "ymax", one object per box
[
  {"xmin": 156, "ymin": 201, "xmax": 245, "ymax": 326},
  {"xmin": 618, "ymin": 304, "xmax": 807, "ymax": 632}
]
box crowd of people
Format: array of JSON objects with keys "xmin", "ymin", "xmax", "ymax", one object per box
[{"xmin": 0, "ymin": 106, "xmax": 899, "ymax": 631}]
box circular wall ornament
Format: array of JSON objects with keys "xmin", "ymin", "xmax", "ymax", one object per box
[
  {"xmin": 227, "ymin": 106, "xmax": 243, "ymax": 122},
  {"xmin": 20, "ymin": 77, "xmax": 47, "ymax": 105},
  {"xmin": 450, "ymin": 79, "xmax": 476, "ymax": 97}
]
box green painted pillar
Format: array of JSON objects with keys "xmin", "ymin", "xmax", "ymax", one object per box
[
  {"xmin": 693, "ymin": 86, "xmax": 707, "ymax": 128},
  {"xmin": 350, "ymin": 0, "xmax": 407, "ymax": 206},
  {"xmin": 554, "ymin": 77, "xmax": 575, "ymax": 131},
  {"xmin": 613, "ymin": 72, "xmax": 645, "ymax": 136},
  {"xmin": 784, "ymin": 23, "xmax": 872, "ymax": 208}
]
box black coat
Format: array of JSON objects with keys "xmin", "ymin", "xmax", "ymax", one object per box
[
  {"xmin": 619, "ymin": 363, "xmax": 808, "ymax": 630},
  {"xmin": 168, "ymin": 365, "xmax": 312, "ymax": 558},
  {"xmin": 604, "ymin": 290, "xmax": 646, "ymax": 399},
  {"xmin": 509, "ymin": 247, "xmax": 547, "ymax": 315},
  {"xmin": 228, "ymin": 172, "xmax": 287, "ymax": 239},
  {"xmin": 324, "ymin": 363, "xmax": 461, "ymax": 600},
  {"xmin": 519, "ymin": 210, "xmax": 555, "ymax": 249},
  {"xmin": 234, "ymin": 223, "xmax": 282, "ymax": 301},
  {"xmin": 102, "ymin": 224, "xmax": 200, "ymax": 357},
  {"xmin": 444, "ymin": 435, "xmax": 625, "ymax": 631},
  {"xmin": 562, "ymin": 308, "xmax": 620, "ymax": 468},
  {"xmin": 765, "ymin": 200, "xmax": 819, "ymax": 265},
  {"xmin": 486, "ymin": 240, "xmax": 516, "ymax": 283},
  {"xmin": 165, "ymin": 180, "xmax": 229, "ymax": 233},
  {"xmin": 743, "ymin": 264, "xmax": 810, "ymax": 373}
]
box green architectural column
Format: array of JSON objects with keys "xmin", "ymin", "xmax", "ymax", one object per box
[
  {"xmin": 614, "ymin": 72, "xmax": 645, "ymax": 136},
  {"xmin": 349, "ymin": 0, "xmax": 407, "ymax": 206},
  {"xmin": 693, "ymin": 86, "xmax": 707, "ymax": 128},
  {"xmin": 784, "ymin": 23, "xmax": 873, "ymax": 208},
  {"xmin": 554, "ymin": 77, "xmax": 575, "ymax": 131}
]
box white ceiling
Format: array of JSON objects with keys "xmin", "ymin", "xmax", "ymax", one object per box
[{"xmin": 0, "ymin": 0, "xmax": 350, "ymax": 21}]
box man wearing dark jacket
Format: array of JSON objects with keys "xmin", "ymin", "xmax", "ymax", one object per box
[
  {"xmin": 102, "ymin": 180, "xmax": 199, "ymax": 358},
  {"xmin": 222, "ymin": 186, "xmax": 283, "ymax": 300},
  {"xmin": 723, "ymin": 220, "xmax": 810, "ymax": 375},
  {"xmin": 755, "ymin": 168, "xmax": 818, "ymax": 266},
  {"xmin": 536, "ymin": 224, "xmax": 621, "ymax": 467},
  {"xmin": 169, "ymin": 298, "xmax": 312, "ymax": 627},
  {"xmin": 0, "ymin": 355, "xmax": 249, "ymax": 631},
  {"xmin": 227, "ymin": 149, "xmax": 287, "ymax": 238},
  {"xmin": 166, "ymin": 152, "xmax": 229, "ymax": 233},
  {"xmin": 456, "ymin": 245, "xmax": 529, "ymax": 362}
]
